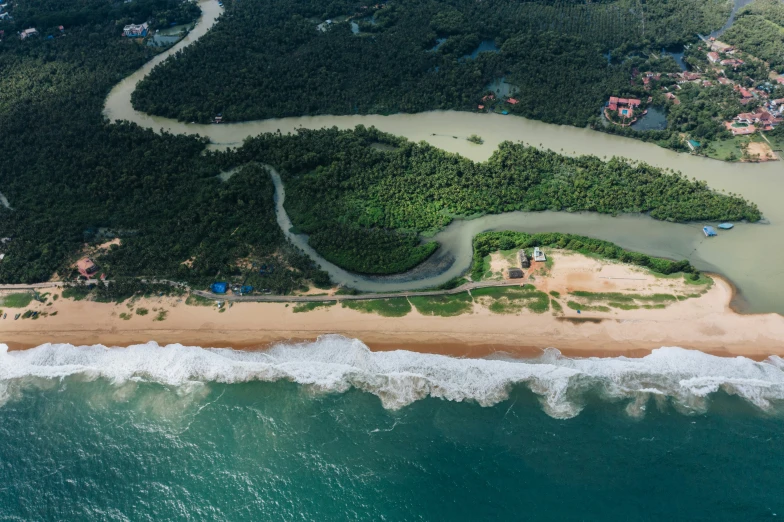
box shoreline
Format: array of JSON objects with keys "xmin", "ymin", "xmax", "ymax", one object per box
[{"xmin": 3, "ymin": 271, "xmax": 784, "ymax": 362}]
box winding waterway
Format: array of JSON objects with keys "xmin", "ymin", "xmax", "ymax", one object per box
[{"xmin": 105, "ymin": 0, "xmax": 784, "ymax": 313}]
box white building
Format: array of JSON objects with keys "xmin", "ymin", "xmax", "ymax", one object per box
[
  {"xmin": 123, "ymin": 22, "xmax": 148, "ymax": 37},
  {"xmin": 533, "ymin": 247, "xmax": 546, "ymax": 262},
  {"xmin": 20, "ymin": 28, "xmax": 38, "ymax": 40}
]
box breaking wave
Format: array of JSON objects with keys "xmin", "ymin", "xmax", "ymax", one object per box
[{"xmin": 1, "ymin": 336, "xmax": 784, "ymax": 418}]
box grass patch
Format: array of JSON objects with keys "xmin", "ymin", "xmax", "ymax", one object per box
[
  {"xmin": 684, "ymin": 273, "xmax": 713, "ymax": 286},
  {"xmin": 642, "ymin": 304, "xmax": 667, "ymax": 309},
  {"xmin": 135, "ymin": 307, "xmax": 149, "ymax": 316},
  {"xmin": 293, "ymin": 301, "xmax": 336, "ymax": 313},
  {"xmin": 154, "ymin": 310, "xmax": 168, "ymax": 321},
  {"xmin": 342, "ymin": 298, "xmax": 412, "ymax": 317},
  {"xmin": 549, "ymin": 290, "xmax": 560, "ymax": 298},
  {"xmin": 52, "ymin": 294, "xmax": 59, "ymax": 301},
  {"xmin": 567, "ymin": 301, "xmax": 611, "ymax": 313},
  {"xmin": 608, "ymin": 301, "xmax": 640, "ymax": 310},
  {"xmin": 551, "ymin": 299, "xmax": 563, "ymax": 313},
  {"xmin": 186, "ymin": 294, "xmax": 214, "ymax": 306},
  {"xmin": 62, "ymin": 286, "xmax": 91, "ymax": 301},
  {"xmin": 0, "ymin": 293, "xmax": 33, "ymax": 308},
  {"xmin": 410, "ymin": 292, "xmax": 474, "ymax": 317},
  {"xmin": 119, "ymin": 312, "xmax": 132, "ymax": 320},
  {"xmin": 472, "ymin": 286, "xmax": 550, "ymax": 314},
  {"xmin": 570, "ymin": 291, "xmax": 676, "ymax": 303}
]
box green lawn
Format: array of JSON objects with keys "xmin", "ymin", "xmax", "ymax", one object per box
[
  {"xmin": 705, "ymin": 134, "xmax": 770, "ymax": 161},
  {"xmin": 0, "ymin": 293, "xmax": 33, "ymax": 308}
]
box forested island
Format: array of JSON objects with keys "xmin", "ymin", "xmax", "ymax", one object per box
[{"xmin": 233, "ymin": 126, "xmax": 760, "ymax": 275}]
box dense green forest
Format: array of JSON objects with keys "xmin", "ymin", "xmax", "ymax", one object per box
[
  {"xmin": 132, "ymin": 0, "xmax": 731, "ymax": 126},
  {"xmin": 234, "ymin": 126, "xmax": 760, "ymax": 274},
  {"xmin": 0, "ymin": 0, "xmax": 327, "ymax": 291},
  {"xmin": 722, "ymin": 0, "xmax": 784, "ymax": 71},
  {"xmin": 4, "ymin": 0, "xmax": 199, "ymax": 32},
  {"xmin": 0, "ymin": 0, "xmax": 765, "ymax": 287}
]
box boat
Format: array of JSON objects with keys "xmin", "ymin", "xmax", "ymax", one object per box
[
  {"xmin": 703, "ymin": 226, "xmax": 717, "ymax": 237},
  {"xmin": 718, "ymin": 223, "xmax": 734, "ymax": 230}
]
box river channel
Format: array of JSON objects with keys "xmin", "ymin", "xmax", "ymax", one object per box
[{"xmin": 104, "ymin": 0, "xmax": 784, "ymax": 314}]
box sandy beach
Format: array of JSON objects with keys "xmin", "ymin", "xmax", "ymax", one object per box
[{"xmin": 2, "ymin": 252, "xmax": 784, "ymax": 360}]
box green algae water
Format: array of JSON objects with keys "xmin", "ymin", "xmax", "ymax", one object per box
[{"xmin": 2, "ymin": 338, "xmax": 784, "ymax": 520}]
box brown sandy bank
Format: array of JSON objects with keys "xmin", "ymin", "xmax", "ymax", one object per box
[{"xmin": 2, "ymin": 258, "xmax": 783, "ymax": 361}]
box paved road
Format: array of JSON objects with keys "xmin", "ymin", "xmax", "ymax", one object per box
[
  {"xmin": 192, "ymin": 279, "xmax": 529, "ymax": 303},
  {"xmin": 0, "ymin": 278, "xmax": 530, "ymax": 304}
]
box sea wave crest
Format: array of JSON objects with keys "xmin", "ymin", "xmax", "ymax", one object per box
[{"xmin": 1, "ymin": 337, "xmax": 783, "ymax": 418}]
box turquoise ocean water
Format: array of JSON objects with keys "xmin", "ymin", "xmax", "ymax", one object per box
[{"xmin": 1, "ymin": 337, "xmax": 783, "ymax": 520}]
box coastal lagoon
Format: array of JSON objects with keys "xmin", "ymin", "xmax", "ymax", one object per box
[{"xmin": 105, "ymin": 0, "xmax": 784, "ymax": 314}]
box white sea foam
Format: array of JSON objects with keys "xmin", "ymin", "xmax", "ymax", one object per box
[{"xmin": 0, "ymin": 337, "xmax": 783, "ymax": 418}]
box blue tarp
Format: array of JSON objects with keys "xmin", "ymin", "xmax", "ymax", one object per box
[
  {"xmin": 210, "ymin": 282, "xmax": 228, "ymax": 294},
  {"xmin": 240, "ymin": 285, "xmax": 253, "ymax": 294}
]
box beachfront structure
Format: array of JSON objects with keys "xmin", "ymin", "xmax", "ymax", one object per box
[
  {"xmin": 504, "ymin": 267, "xmax": 524, "ymax": 279},
  {"xmin": 77, "ymin": 257, "xmax": 98, "ymax": 278},
  {"xmin": 19, "ymin": 28, "xmax": 37, "ymax": 40},
  {"xmin": 517, "ymin": 249, "xmax": 530, "ymax": 268},
  {"xmin": 123, "ymin": 23, "xmax": 148, "ymax": 37},
  {"xmin": 533, "ymin": 247, "xmax": 546, "ymax": 262},
  {"xmin": 210, "ymin": 282, "xmax": 228, "ymax": 294}
]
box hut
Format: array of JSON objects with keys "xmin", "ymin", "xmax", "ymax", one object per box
[
  {"xmin": 210, "ymin": 282, "xmax": 228, "ymax": 294},
  {"xmin": 533, "ymin": 247, "xmax": 546, "ymax": 262},
  {"xmin": 76, "ymin": 257, "xmax": 98, "ymax": 278},
  {"xmin": 504, "ymin": 267, "xmax": 524, "ymax": 279},
  {"xmin": 517, "ymin": 249, "xmax": 530, "ymax": 268}
]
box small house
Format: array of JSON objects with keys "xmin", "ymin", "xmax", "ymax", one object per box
[
  {"xmin": 707, "ymin": 52, "xmax": 720, "ymax": 64},
  {"xmin": 517, "ymin": 249, "xmax": 530, "ymax": 268},
  {"xmin": 77, "ymin": 257, "xmax": 98, "ymax": 278},
  {"xmin": 20, "ymin": 28, "xmax": 38, "ymax": 40},
  {"xmin": 533, "ymin": 247, "xmax": 546, "ymax": 262},
  {"xmin": 504, "ymin": 267, "xmax": 524, "ymax": 279},
  {"xmin": 123, "ymin": 23, "xmax": 148, "ymax": 38}
]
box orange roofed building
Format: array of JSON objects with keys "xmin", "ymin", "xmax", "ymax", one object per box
[{"xmin": 77, "ymin": 257, "xmax": 98, "ymax": 278}]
